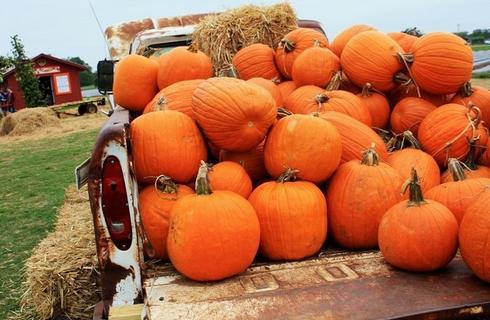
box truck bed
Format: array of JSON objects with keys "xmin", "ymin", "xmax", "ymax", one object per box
[{"xmin": 140, "ymin": 249, "xmax": 490, "ymax": 319}]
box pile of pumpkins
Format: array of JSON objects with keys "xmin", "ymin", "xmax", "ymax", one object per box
[{"xmin": 113, "ymin": 24, "xmax": 490, "ymax": 283}]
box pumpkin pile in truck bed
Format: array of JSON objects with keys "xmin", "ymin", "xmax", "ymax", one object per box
[{"xmin": 112, "ymin": 24, "xmax": 490, "ymax": 284}]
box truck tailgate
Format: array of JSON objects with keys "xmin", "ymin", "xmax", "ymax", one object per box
[{"xmin": 142, "ymin": 251, "xmax": 490, "ymax": 319}]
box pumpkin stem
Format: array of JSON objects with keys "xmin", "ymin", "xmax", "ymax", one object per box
[
  {"xmin": 459, "ymin": 81, "xmax": 473, "ymax": 98},
  {"xmin": 395, "ymin": 52, "xmax": 421, "ymax": 98},
  {"xmin": 277, "ymin": 107, "xmax": 293, "ymax": 119},
  {"xmin": 326, "ymin": 71, "xmax": 342, "ymax": 91},
  {"xmin": 195, "ymin": 160, "xmax": 212, "ymax": 195},
  {"xmin": 315, "ymin": 93, "xmax": 329, "ymax": 112},
  {"xmin": 447, "ymin": 158, "xmax": 467, "ymax": 182},
  {"xmin": 277, "ymin": 168, "xmax": 299, "ymax": 183},
  {"xmin": 361, "ymin": 82, "xmax": 386, "ymax": 98},
  {"xmin": 464, "ymin": 140, "xmax": 479, "ymax": 170},
  {"xmin": 401, "ymin": 130, "xmax": 422, "ymax": 150},
  {"xmin": 155, "ymin": 95, "xmax": 168, "ymax": 111},
  {"xmin": 155, "ymin": 175, "xmax": 179, "ymax": 194},
  {"xmin": 360, "ymin": 143, "xmax": 380, "ymax": 166},
  {"xmin": 402, "ymin": 168, "xmax": 426, "ymax": 206},
  {"xmin": 313, "ymin": 39, "xmax": 322, "ymax": 47},
  {"xmin": 280, "ymin": 38, "xmax": 295, "ymax": 53}
]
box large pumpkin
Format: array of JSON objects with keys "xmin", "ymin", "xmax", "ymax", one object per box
[
  {"xmin": 264, "ymin": 114, "xmax": 342, "ymax": 184},
  {"xmin": 291, "ymin": 46, "xmax": 340, "ymax": 88},
  {"xmin": 167, "ymin": 162, "xmax": 260, "ymax": 281},
  {"xmin": 390, "ymin": 97, "xmax": 436, "ymax": 136},
  {"xmin": 341, "ymin": 31, "xmax": 404, "ymax": 92},
  {"xmin": 275, "ymin": 28, "xmax": 329, "ymax": 79},
  {"xmin": 208, "ymin": 161, "xmax": 252, "ymax": 198},
  {"xmin": 378, "ymin": 169, "xmax": 458, "ymax": 272},
  {"xmin": 408, "ymin": 32, "xmax": 473, "ymax": 94},
  {"xmin": 247, "ymin": 77, "xmax": 283, "ymax": 108},
  {"xmin": 139, "ymin": 176, "xmax": 194, "ymax": 259},
  {"xmin": 451, "ymin": 83, "xmax": 490, "ymax": 130},
  {"xmin": 248, "ymin": 169, "xmax": 327, "ymax": 260},
  {"xmin": 232, "ymin": 43, "xmax": 281, "ymax": 81},
  {"xmin": 330, "ymin": 24, "xmax": 376, "ymax": 57},
  {"xmin": 387, "ymin": 32, "xmax": 417, "ymax": 52},
  {"xmin": 192, "ymin": 77, "xmax": 276, "ymax": 152},
  {"xmin": 131, "ymin": 110, "xmax": 207, "ymax": 183},
  {"xmin": 219, "ymin": 142, "xmax": 268, "ymax": 182},
  {"xmin": 113, "ymin": 54, "xmax": 159, "ymax": 112},
  {"xmin": 157, "ymin": 46, "xmax": 213, "ymax": 89},
  {"xmin": 357, "ymin": 84, "xmax": 390, "ymax": 128}
]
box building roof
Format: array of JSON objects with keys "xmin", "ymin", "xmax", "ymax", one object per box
[{"xmin": 3, "ymin": 53, "xmax": 86, "ymax": 77}]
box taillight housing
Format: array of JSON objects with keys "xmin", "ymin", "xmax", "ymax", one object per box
[{"xmin": 101, "ymin": 156, "xmax": 132, "ymax": 250}]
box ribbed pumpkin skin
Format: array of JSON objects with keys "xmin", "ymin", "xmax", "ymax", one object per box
[
  {"xmin": 208, "ymin": 161, "xmax": 253, "ymax": 198},
  {"xmin": 167, "ymin": 191, "xmax": 260, "ymax": 281},
  {"xmin": 192, "ymin": 77, "xmax": 276, "ymax": 152},
  {"xmin": 157, "ymin": 47, "xmax": 213, "ymax": 89},
  {"xmin": 410, "ymin": 32, "xmax": 473, "ymax": 94},
  {"xmin": 275, "ymin": 28, "xmax": 329, "ymax": 79},
  {"xmin": 248, "ymin": 180, "xmax": 327, "ymax": 260},
  {"xmin": 387, "ymin": 32, "xmax": 417, "ymax": 52},
  {"xmin": 277, "ymin": 81, "xmax": 297, "ymax": 101},
  {"xmin": 390, "ymin": 97, "xmax": 437, "ymax": 136},
  {"xmin": 292, "ymin": 47, "xmax": 340, "ymax": 87},
  {"xmin": 357, "ymin": 91, "xmax": 390, "ymax": 128},
  {"xmin": 326, "ymin": 159, "xmax": 403, "ymax": 249},
  {"xmin": 131, "ymin": 111, "xmax": 207, "ymax": 183},
  {"xmin": 440, "ymin": 165, "xmax": 490, "ymax": 183},
  {"xmin": 219, "ymin": 142, "xmax": 267, "ymax": 182},
  {"xmin": 113, "ymin": 55, "xmax": 159, "ymax": 112},
  {"xmin": 425, "ymin": 178, "xmax": 490, "ymax": 224},
  {"xmin": 264, "ymin": 115, "xmax": 342, "ymax": 184},
  {"xmin": 247, "ymin": 77, "xmax": 283, "ymax": 107},
  {"xmin": 460, "ymin": 194, "xmax": 490, "ymax": 282},
  {"xmin": 319, "ymin": 112, "xmax": 388, "ymax": 163},
  {"xmin": 139, "ymin": 184, "xmax": 194, "ymax": 259},
  {"xmin": 232, "ymin": 43, "xmax": 281, "ymax": 81},
  {"xmin": 284, "ymin": 85, "xmax": 324, "ymax": 113},
  {"xmin": 341, "ymin": 31, "xmax": 404, "ymax": 92},
  {"xmin": 330, "ymin": 24, "xmax": 376, "ymax": 57},
  {"xmin": 418, "ymin": 104, "xmax": 488, "ymax": 166},
  {"xmin": 144, "ymin": 79, "xmax": 204, "ymax": 118},
  {"xmin": 451, "ymin": 86, "xmax": 490, "ymax": 129},
  {"xmin": 387, "ymin": 149, "xmax": 440, "ymax": 192},
  {"xmin": 378, "ymin": 199, "xmax": 458, "ymax": 271}
]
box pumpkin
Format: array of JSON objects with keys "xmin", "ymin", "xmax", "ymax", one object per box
[
  {"xmin": 208, "ymin": 161, "xmax": 253, "ymax": 198},
  {"xmin": 378, "ymin": 169, "xmax": 458, "ymax": 271},
  {"xmin": 131, "ymin": 110, "xmax": 207, "ymax": 183},
  {"xmin": 264, "ymin": 114, "xmax": 342, "ymax": 184},
  {"xmin": 291, "ymin": 46, "xmax": 340, "ymax": 88},
  {"xmin": 326, "ymin": 145, "xmax": 403, "ymax": 249},
  {"xmin": 248, "ymin": 169, "xmax": 327, "ymax": 260},
  {"xmin": 113, "ymin": 54, "xmax": 159, "ymax": 112},
  {"xmin": 408, "ymin": 32, "xmax": 473, "ymax": 94},
  {"xmin": 390, "ymin": 97, "xmax": 437, "ymax": 136},
  {"xmin": 167, "ymin": 162, "xmax": 260, "ymax": 281},
  {"xmin": 389, "ymin": 82, "xmax": 451, "ymax": 107},
  {"xmin": 387, "ymin": 32, "xmax": 417, "ymax": 52},
  {"xmin": 425, "ymin": 158, "xmax": 490, "ymax": 224},
  {"xmin": 143, "ymin": 79, "xmax": 204, "ymax": 118},
  {"xmin": 247, "ymin": 77, "xmax": 283, "ymax": 107},
  {"xmin": 330, "ymin": 24, "xmax": 376, "ymax": 57},
  {"xmin": 139, "ymin": 176, "xmax": 194, "ymax": 259},
  {"xmin": 283, "ymin": 85, "xmax": 324, "ymax": 112},
  {"xmin": 451, "ymin": 83, "xmax": 490, "ymax": 130},
  {"xmin": 277, "ymin": 81, "xmax": 297, "ymax": 101},
  {"xmin": 192, "ymin": 77, "xmax": 276, "ymax": 152},
  {"xmin": 479, "ymin": 138, "xmax": 490, "ymax": 167},
  {"xmin": 275, "ymin": 28, "xmax": 329, "ymax": 79},
  {"xmin": 219, "ymin": 142, "xmax": 268, "ymax": 182},
  {"xmin": 341, "ymin": 31, "xmax": 404, "ymax": 92},
  {"xmin": 357, "ymin": 83, "xmax": 390, "ymax": 128},
  {"xmin": 157, "ymin": 46, "xmax": 213, "ymax": 89},
  {"xmin": 232, "ymin": 43, "xmax": 281, "ymax": 81},
  {"xmin": 318, "ymin": 111, "xmax": 388, "ymax": 163},
  {"xmin": 459, "ymin": 193, "xmax": 490, "ymax": 282},
  {"xmin": 440, "ymin": 144, "xmax": 490, "ymax": 182},
  {"xmin": 418, "ymin": 104, "xmax": 488, "ymax": 167}
]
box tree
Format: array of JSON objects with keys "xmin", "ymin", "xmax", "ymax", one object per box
[
  {"xmin": 68, "ymin": 56, "xmax": 96, "ymax": 87},
  {"xmin": 10, "ymin": 35, "xmax": 46, "ymax": 107},
  {"xmin": 0, "ymin": 56, "xmax": 13, "ymax": 84}
]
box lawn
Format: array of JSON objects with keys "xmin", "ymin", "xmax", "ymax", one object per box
[
  {"xmin": 0, "ymin": 129, "xmax": 99, "ymax": 318},
  {"xmin": 472, "ymin": 44, "xmax": 490, "ymax": 51}
]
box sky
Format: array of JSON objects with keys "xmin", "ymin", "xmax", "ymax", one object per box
[{"xmin": 0, "ymin": 0, "xmax": 488, "ymax": 69}]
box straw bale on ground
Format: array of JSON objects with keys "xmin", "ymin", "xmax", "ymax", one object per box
[{"xmin": 0, "ymin": 108, "xmax": 61, "ymax": 136}]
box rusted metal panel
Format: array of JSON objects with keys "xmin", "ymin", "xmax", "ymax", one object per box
[{"xmin": 144, "ymin": 251, "xmax": 490, "ymax": 319}]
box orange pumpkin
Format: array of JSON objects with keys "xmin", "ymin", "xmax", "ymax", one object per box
[
  {"xmin": 113, "ymin": 54, "xmax": 159, "ymax": 112},
  {"xmin": 248, "ymin": 169, "xmax": 327, "ymax": 260},
  {"xmin": 387, "ymin": 32, "xmax": 417, "ymax": 52},
  {"xmin": 264, "ymin": 114, "xmax": 342, "ymax": 184},
  {"xmin": 167, "ymin": 162, "xmax": 260, "ymax": 281},
  {"xmin": 409, "ymin": 32, "xmax": 473, "ymax": 94},
  {"xmin": 247, "ymin": 77, "xmax": 283, "ymax": 107},
  {"xmin": 451, "ymin": 84, "xmax": 490, "ymax": 130},
  {"xmin": 479, "ymin": 138, "xmax": 490, "ymax": 167},
  {"xmin": 357, "ymin": 83, "xmax": 390, "ymax": 128},
  {"xmin": 341, "ymin": 31, "xmax": 404, "ymax": 92},
  {"xmin": 440, "ymin": 145, "xmax": 490, "ymax": 182},
  {"xmin": 131, "ymin": 110, "xmax": 207, "ymax": 183},
  {"xmin": 208, "ymin": 161, "xmax": 252, "ymax": 198},
  {"xmin": 330, "ymin": 24, "xmax": 376, "ymax": 57},
  {"xmin": 284, "ymin": 85, "xmax": 324, "ymax": 112},
  {"xmin": 192, "ymin": 77, "xmax": 276, "ymax": 152},
  {"xmin": 275, "ymin": 28, "xmax": 329, "ymax": 79},
  {"xmin": 139, "ymin": 176, "xmax": 194, "ymax": 259},
  {"xmin": 219, "ymin": 142, "xmax": 268, "ymax": 182},
  {"xmin": 390, "ymin": 97, "xmax": 436, "ymax": 136},
  {"xmin": 157, "ymin": 46, "xmax": 213, "ymax": 89},
  {"xmin": 378, "ymin": 169, "xmax": 458, "ymax": 271},
  {"xmin": 277, "ymin": 81, "xmax": 297, "ymax": 101},
  {"xmin": 232, "ymin": 43, "xmax": 281, "ymax": 81},
  {"xmin": 326, "ymin": 145, "xmax": 403, "ymax": 249},
  {"xmin": 291, "ymin": 46, "xmax": 340, "ymax": 88},
  {"xmin": 389, "ymin": 82, "xmax": 451, "ymax": 107}
]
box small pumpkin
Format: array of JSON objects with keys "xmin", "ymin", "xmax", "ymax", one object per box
[
  {"xmin": 208, "ymin": 161, "xmax": 253, "ymax": 198},
  {"xmin": 330, "ymin": 24, "xmax": 376, "ymax": 57},
  {"xmin": 451, "ymin": 83, "xmax": 490, "ymax": 130},
  {"xmin": 378, "ymin": 169, "xmax": 459, "ymax": 272},
  {"xmin": 167, "ymin": 162, "xmax": 260, "ymax": 281},
  {"xmin": 248, "ymin": 169, "xmax": 327, "ymax": 260},
  {"xmin": 357, "ymin": 83, "xmax": 390, "ymax": 128},
  {"xmin": 247, "ymin": 77, "xmax": 283, "ymax": 107},
  {"xmin": 219, "ymin": 142, "xmax": 268, "ymax": 182},
  {"xmin": 291, "ymin": 46, "xmax": 340, "ymax": 88},
  {"xmin": 232, "ymin": 43, "xmax": 281, "ymax": 81},
  {"xmin": 387, "ymin": 32, "xmax": 418, "ymax": 52},
  {"xmin": 390, "ymin": 97, "xmax": 437, "ymax": 136}
]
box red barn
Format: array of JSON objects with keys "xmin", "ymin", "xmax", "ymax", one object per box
[{"xmin": 3, "ymin": 53, "xmax": 86, "ymax": 110}]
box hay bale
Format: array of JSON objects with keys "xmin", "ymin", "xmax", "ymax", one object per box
[
  {"xmin": 192, "ymin": 2, "xmax": 297, "ymax": 76},
  {"xmin": 22, "ymin": 185, "xmax": 101, "ymax": 320},
  {"xmin": 0, "ymin": 107, "xmax": 61, "ymax": 136}
]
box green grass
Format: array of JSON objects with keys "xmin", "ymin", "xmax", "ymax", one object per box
[
  {"xmin": 472, "ymin": 44, "xmax": 490, "ymax": 51},
  {"xmin": 0, "ymin": 129, "xmax": 99, "ymax": 318},
  {"xmin": 472, "ymin": 71, "xmax": 490, "ymax": 79}
]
